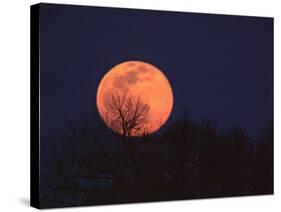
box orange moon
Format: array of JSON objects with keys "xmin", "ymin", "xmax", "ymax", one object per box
[{"xmin": 96, "ymin": 61, "xmax": 173, "ymax": 136}]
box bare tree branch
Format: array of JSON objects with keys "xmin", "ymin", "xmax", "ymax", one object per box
[{"xmin": 105, "ymin": 93, "xmax": 150, "ymax": 136}]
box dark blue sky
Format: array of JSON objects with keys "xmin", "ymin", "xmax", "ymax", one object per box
[{"xmin": 39, "ymin": 3, "xmax": 273, "ymax": 141}]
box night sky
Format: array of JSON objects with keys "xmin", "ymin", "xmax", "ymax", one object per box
[{"xmin": 39, "ymin": 3, "xmax": 273, "ymax": 142}]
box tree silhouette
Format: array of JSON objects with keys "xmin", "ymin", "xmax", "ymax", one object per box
[
  {"xmin": 40, "ymin": 108, "xmax": 273, "ymax": 208},
  {"xmin": 106, "ymin": 94, "xmax": 150, "ymax": 137}
]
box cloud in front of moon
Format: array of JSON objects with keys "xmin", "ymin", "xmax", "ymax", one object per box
[{"xmin": 96, "ymin": 61, "xmax": 173, "ymax": 136}]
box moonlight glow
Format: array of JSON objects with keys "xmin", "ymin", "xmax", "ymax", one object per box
[{"xmin": 96, "ymin": 61, "xmax": 173, "ymax": 136}]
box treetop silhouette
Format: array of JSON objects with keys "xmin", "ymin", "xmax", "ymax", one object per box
[{"xmin": 105, "ymin": 93, "xmax": 150, "ymax": 137}]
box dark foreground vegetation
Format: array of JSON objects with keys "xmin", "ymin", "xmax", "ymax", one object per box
[{"xmin": 40, "ymin": 113, "xmax": 273, "ymax": 208}]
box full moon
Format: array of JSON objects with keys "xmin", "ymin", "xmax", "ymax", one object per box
[{"xmin": 96, "ymin": 61, "xmax": 173, "ymax": 136}]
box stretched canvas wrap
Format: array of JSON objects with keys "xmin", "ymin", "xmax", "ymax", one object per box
[{"xmin": 31, "ymin": 3, "xmax": 274, "ymax": 209}]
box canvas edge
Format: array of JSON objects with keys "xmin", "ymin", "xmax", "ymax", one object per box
[
  {"xmin": 36, "ymin": 2, "xmax": 274, "ymax": 19},
  {"xmin": 30, "ymin": 3, "xmax": 40, "ymax": 209}
]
